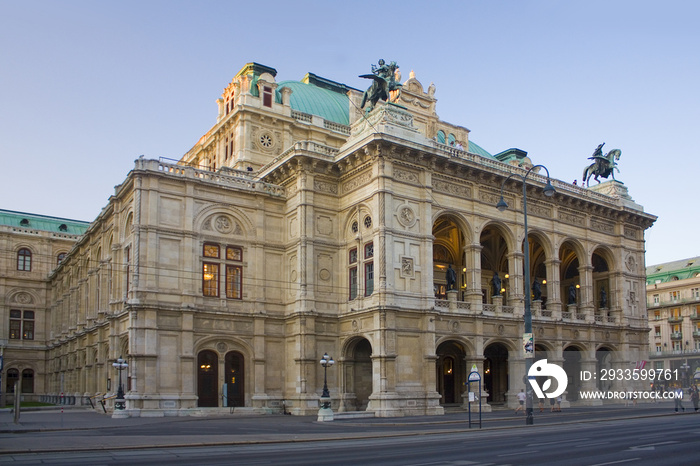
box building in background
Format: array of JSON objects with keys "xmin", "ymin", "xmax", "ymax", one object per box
[
  {"xmin": 646, "ymin": 257, "xmax": 700, "ymax": 387},
  {"xmin": 0, "ymin": 210, "xmax": 89, "ymax": 405},
  {"xmin": 1, "ymin": 62, "xmax": 656, "ymax": 416}
]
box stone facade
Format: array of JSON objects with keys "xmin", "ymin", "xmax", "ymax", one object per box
[
  {"xmin": 1, "ymin": 62, "xmax": 656, "ymax": 416},
  {"xmin": 645, "ymin": 257, "xmax": 700, "ymax": 386}
]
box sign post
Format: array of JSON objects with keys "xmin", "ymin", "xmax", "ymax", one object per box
[{"xmin": 467, "ymin": 364, "xmax": 482, "ymax": 429}]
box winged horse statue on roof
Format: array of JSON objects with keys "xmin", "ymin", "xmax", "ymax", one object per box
[
  {"xmin": 582, "ymin": 143, "xmax": 621, "ymax": 187},
  {"xmin": 359, "ymin": 59, "xmax": 402, "ymax": 114}
]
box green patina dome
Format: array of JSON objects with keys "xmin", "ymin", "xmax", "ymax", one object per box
[{"xmin": 277, "ymin": 80, "xmax": 350, "ymax": 125}]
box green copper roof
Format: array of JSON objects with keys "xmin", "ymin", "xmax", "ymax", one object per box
[
  {"xmin": 646, "ymin": 256, "xmax": 700, "ymax": 284},
  {"xmin": 277, "ymin": 80, "xmax": 350, "ymax": 125},
  {"xmin": 468, "ymin": 140, "xmax": 493, "ymax": 158},
  {"xmin": 0, "ymin": 209, "xmax": 90, "ymax": 235}
]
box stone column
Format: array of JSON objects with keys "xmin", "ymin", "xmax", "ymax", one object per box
[
  {"xmin": 507, "ymin": 251, "xmax": 524, "ymax": 308},
  {"xmin": 465, "ymin": 244, "xmax": 483, "ymax": 307},
  {"xmin": 545, "ymin": 259, "xmax": 562, "ymax": 316}
]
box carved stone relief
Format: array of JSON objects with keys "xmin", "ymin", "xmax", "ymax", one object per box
[{"xmin": 400, "ymin": 256, "xmax": 415, "ymax": 278}]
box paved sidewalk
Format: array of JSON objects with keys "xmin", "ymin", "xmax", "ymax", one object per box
[{"xmin": 0, "ymin": 403, "xmax": 688, "ymax": 454}]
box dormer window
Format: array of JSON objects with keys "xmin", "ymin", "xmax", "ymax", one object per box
[
  {"xmin": 20, "ymin": 218, "xmax": 29, "ymax": 226},
  {"xmin": 59, "ymin": 224, "xmax": 68, "ymax": 232},
  {"xmin": 262, "ymin": 86, "xmax": 273, "ymax": 108}
]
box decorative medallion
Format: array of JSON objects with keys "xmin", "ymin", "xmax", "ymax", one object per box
[
  {"xmin": 255, "ymin": 131, "xmax": 275, "ymax": 151},
  {"xmin": 537, "ymin": 327, "xmax": 544, "ymax": 337},
  {"xmin": 319, "ymin": 268, "xmax": 331, "ymax": 281},
  {"xmin": 216, "ymin": 342, "xmax": 227, "ymax": 353},
  {"xmin": 574, "ymin": 330, "xmax": 580, "ymax": 339},
  {"xmin": 352, "ymin": 319, "xmax": 359, "ymax": 332},
  {"xmin": 14, "ymin": 292, "xmax": 33, "ymax": 304},
  {"xmin": 397, "ymin": 205, "xmax": 417, "ymax": 228},
  {"xmin": 215, "ymin": 215, "xmax": 233, "ymax": 234},
  {"xmin": 363, "ymin": 215, "xmax": 372, "ymax": 229},
  {"xmin": 451, "ymin": 321, "xmax": 460, "ymax": 333},
  {"xmin": 497, "ymin": 324, "xmax": 505, "ymax": 335},
  {"xmin": 625, "ymin": 255, "xmax": 636, "ymax": 272}
]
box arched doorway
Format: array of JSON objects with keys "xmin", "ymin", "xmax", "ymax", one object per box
[
  {"xmin": 560, "ymin": 242, "xmax": 581, "ymax": 311},
  {"xmin": 432, "ymin": 216, "xmax": 467, "ymax": 300},
  {"xmin": 592, "ymin": 250, "xmax": 612, "ymax": 314},
  {"xmin": 436, "ymin": 341, "xmax": 466, "ymax": 405},
  {"xmin": 344, "ymin": 338, "xmax": 372, "ymax": 411},
  {"xmin": 224, "ymin": 351, "xmax": 244, "ymax": 407},
  {"xmin": 197, "ymin": 350, "xmax": 219, "ymax": 407},
  {"xmin": 564, "ymin": 346, "xmax": 583, "ymax": 401},
  {"xmin": 480, "ymin": 226, "xmax": 509, "ymax": 304},
  {"xmin": 484, "ymin": 343, "xmax": 509, "ymax": 404}
]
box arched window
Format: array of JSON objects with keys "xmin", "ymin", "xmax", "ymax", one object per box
[
  {"xmin": 22, "ymin": 369, "xmax": 34, "ymax": 393},
  {"xmin": 6, "ymin": 369, "xmax": 19, "ymax": 393},
  {"xmin": 436, "ymin": 130, "xmax": 446, "ymax": 144},
  {"xmin": 447, "ymin": 133, "xmax": 456, "ymax": 146},
  {"xmin": 17, "ymin": 248, "xmax": 32, "ymax": 271},
  {"xmin": 57, "ymin": 253, "xmax": 67, "ymax": 265}
]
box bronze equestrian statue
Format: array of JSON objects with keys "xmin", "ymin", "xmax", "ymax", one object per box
[
  {"xmin": 582, "ymin": 143, "xmax": 621, "ymax": 187},
  {"xmin": 359, "ymin": 59, "xmax": 402, "ymax": 114}
]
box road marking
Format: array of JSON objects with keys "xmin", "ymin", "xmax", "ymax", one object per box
[
  {"xmin": 627, "ymin": 440, "xmax": 678, "ymax": 451},
  {"xmin": 589, "ymin": 459, "xmax": 640, "ymax": 466},
  {"xmin": 528, "ymin": 438, "xmax": 589, "ymax": 446},
  {"xmin": 498, "ymin": 450, "xmax": 539, "ymax": 457},
  {"xmin": 575, "ymin": 441, "xmax": 610, "ymax": 448}
]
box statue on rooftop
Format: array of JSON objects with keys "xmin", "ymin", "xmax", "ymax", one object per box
[
  {"xmin": 582, "ymin": 142, "xmax": 621, "ymax": 187},
  {"xmin": 359, "ymin": 59, "xmax": 402, "ymax": 114}
]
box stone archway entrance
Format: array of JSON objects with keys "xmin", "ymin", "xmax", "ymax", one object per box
[
  {"xmin": 343, "ymin": 338, "xmax": 373, "ymax": 411},
  {"xmin": 436, "ymin": 341, "xmax": 467, "ymax": 405},
  {"xmin": 197, "ymin": 350, "xmax": 219, "ymax": 407},
  {"xmin": 224, "ymin": 351, "xmax": 244, "ymax": 407},
  {"xmin": 484, "ymin": 343, "xmax": 509, "ymax": 404}
]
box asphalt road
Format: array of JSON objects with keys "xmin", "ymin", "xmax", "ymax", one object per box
[
  {"xmin": 1, "ymin": 406, "xmax": 698, "ymax": 465},
  {"xmin": 1, "ymin": 415, "xmax": 697, "ymax": 465}
]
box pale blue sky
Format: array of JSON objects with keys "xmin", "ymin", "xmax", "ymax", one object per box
[{"xmin": 1, "ymin": 0, "xmax": 697, "ymax": 266}]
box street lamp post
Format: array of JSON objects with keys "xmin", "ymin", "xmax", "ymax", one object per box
[
  {"xmin": 317, "ymin": 353, "xmax": 335, "ymax": 421},
  {"xmin": 112, "ymin": 356, "xmax": 128, "ymax": 410},
  {"xmin": 496, "ymin": 165, "xmax": 556, "ymax": 425}
]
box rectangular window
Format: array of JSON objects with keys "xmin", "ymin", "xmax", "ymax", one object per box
[
  {"xmin": 203, "ymin": 263, "xmax": 219, "ymax": 297},
  {"xmin": 656, "ymin": 343, "xmax": 662, "ymax": 353},
  {"xmin": 654, "ymin": 310, "xmax": 661, "ymax": 320},
  {"xmin": 9, "ymin": 310, "xmax": 21, "ymax": 339},
  {"xmin": 17, "ymin": 249, "xmax": 32, "ymax": 271},
  {"xmin": 655, "ymin": 326, "xmax": 661, "ymax": 337},
  {"xmin": 365, "ymin": 262, "xmax": 374, "ymax": 296},
  {"xmin": 9, "ymin": 310, "xmax": 33, "ymax": 340},
  {"xmin": 22, "ymin": 311, "xmax": 34, "ymax": 340},
  {"xmin": 226, "ymin": 247, "xmax": 242, "ymax": 261},
  {"xmin": 263, "ymin": 86, "xmax": 273, "ymax": 107},
  {"xmin": 226, "ymin": 265, "xmax": 242, "ymax": 299},
  {"xmin": 653, "ymin": 294, "xmax": 660, "ymax": 305},
  {"xmin": 364, "ymin": 242, "xmax": 374, "ymax": 259},
  {"xmin": 204, "ymin": 243, "xmax": 220, "ymax": 258},
  {"xmin": 125, "ymin": 246, "xmax": 131, "ymax": 294},
  {"xmin": 692, "ymin": 288, "xmax": 700, "ymax": 299},
  {"xmin": 673, "ymin": 341, "xmax": 681, "ymax": 351},
  {"xmin": 670, "ymin": 291, "xmax": 679, "ymax": 301},
  {"xmin": 349, "ymin": 267, "xmax": 358, "ymax": 300},
  {"xmin": 349, "ymin": 248, "xmax": 357, "ymax": 264}
]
